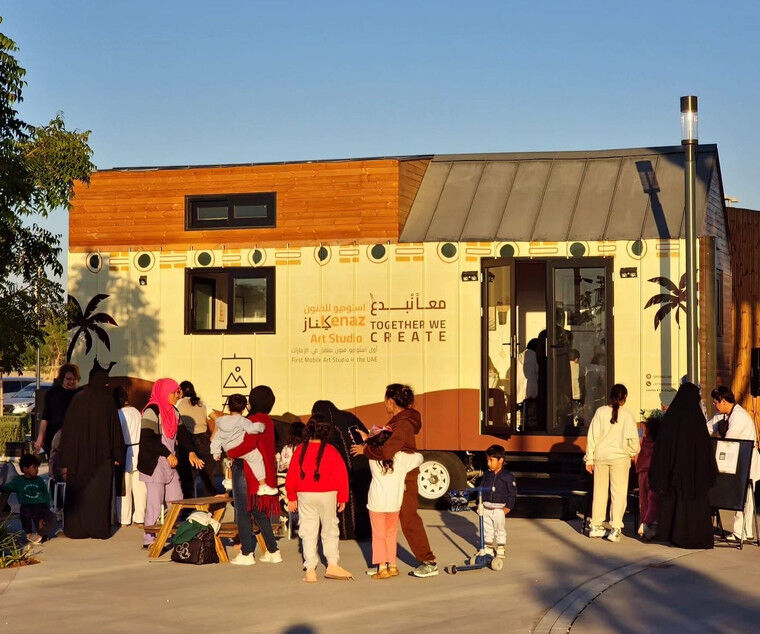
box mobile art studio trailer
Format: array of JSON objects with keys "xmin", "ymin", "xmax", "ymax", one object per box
[{"xmin": 68, "ymin": 145, "xmax": 732, "ymax": 509}]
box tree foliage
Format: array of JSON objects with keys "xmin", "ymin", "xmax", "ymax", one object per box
[{"xmin": 0, "ymin": 17, "xmax": 95, "ymax": 377}]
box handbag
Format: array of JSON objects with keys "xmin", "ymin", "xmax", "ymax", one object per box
[{"xmin": 170, "ymin": 527, "xmax": 219, "ymax": 565}]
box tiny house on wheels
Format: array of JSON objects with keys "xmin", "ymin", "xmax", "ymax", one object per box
[{"xmin": 69, "ymin": 146, "xmax": 731, "ymax": 509}]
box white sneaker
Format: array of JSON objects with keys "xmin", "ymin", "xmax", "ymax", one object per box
[
  {"xmin": 496, "ymin": 545, "xmax": 505, "ymax": 559},
  {"xmin": 27, "ymin": 533, "xmax": 42, "ymax": 545},
  {"xmin": 259, "ymin": 550, "xmax": 282, "ymax": 563},
  {"xmin": 606, "ymin": 529, "xmax": 622, "ymax": 543},
  {"xmin": 588, "ymin": 525, "xmax": 606, "ymax": 538},
  {"xmin": 222, "ymin": 478, "xmax": 233, "ymax": 491},
  {"xmin": 230, "ymin": 552, "xmax": 256, "ymax": 566},
  {"xmin": 257, "ymin": 484, "xmax": 279, "ymax": 496}
]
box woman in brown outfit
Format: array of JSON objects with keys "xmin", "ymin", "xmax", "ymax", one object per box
[{"xmin": 351, "ymin": 384, "xmax": 438, "ymax": 577}]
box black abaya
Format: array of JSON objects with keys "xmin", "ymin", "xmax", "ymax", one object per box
[
  {"xmin": 312, "ymin": 400, "xmax": 372, "ymax": 540},
  {"xmin": 649, "ymin": 382, "xmax": 717, "ymax": 549},
  {"xmin": 59, "ymin": 373, "xmax": 126, "ymax": 539}
]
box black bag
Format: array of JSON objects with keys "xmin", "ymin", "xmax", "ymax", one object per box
[{"xmin": 170, "ymin": 528, "xmax": 219, "ymax": 565}]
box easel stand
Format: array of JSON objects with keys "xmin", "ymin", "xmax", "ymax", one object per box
[{"xmin": 713, "ymin": 480, "xmax": 759, "ymax": 550}]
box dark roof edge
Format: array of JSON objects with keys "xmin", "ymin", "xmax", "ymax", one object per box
[
  {"xmin": 100, "ymin": 154, "xmax": 434, "ymax": 173},
  {"xmin": 432, "ymin": 144, "xmax": 718, "ymax": 162}
]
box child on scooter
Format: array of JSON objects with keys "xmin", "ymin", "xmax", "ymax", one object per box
[{"xmin": 480, "ymin": 444, "xmax": 517, "ymax": 558}]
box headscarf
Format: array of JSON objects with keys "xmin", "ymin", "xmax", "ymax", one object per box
[
  {"xmin": 649, "ymin": 382, "xmax": 717, "ymax": 499},
  {"xmin": 143, "ymin": 378, "xmax": 180, "ymax": 439},
  {"xmin": 249, "ymin": 385, "xmax": 275, "ymax": 415}
]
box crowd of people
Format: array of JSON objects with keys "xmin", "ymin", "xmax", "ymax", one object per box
[
  {"xmin": 2, "ymin": 361, "xmax": 758, "ymax": 579},
  {"xmin": 585, "ymin": 381, "xmax": 760, "ymax": 548}
]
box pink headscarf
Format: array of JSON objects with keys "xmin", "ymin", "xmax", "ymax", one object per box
[{"xmin": 143, "ymin": 378, "xmax": 180, "ymax": 439}]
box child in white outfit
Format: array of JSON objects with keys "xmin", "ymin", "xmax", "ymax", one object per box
[{"xmin": 211, "ymin": 394, "xmax": 278, "ymax": 496}]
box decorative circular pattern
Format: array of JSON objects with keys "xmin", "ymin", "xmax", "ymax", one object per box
[
  {"xmin": 134, "ymin": 252, "xmax": 154, "ymax": 272},
  {"xmin": 252, "ymin": 249, "xmax": 264, "ymax": 265},
  {"xmin": 86, "ymin": 253, "xmax": 102, "ymax": 273},
  {"xmin": 367, "ymin": 244, "xmax": 389, "ymax": 263},
  {"xmin": 436, "ymin": 242, "xmax": 459, "ymax": 262},
  {"xmin": 569, "ymin": 242, "xmax": 586, "ymax": 257},
  {"xmin": 627, "ymin": 239, "xmax": 647, "ymax": 260},
  {"xmin": 196, "ymin": 251, "xmax": 213, "ymax": 267},
  {"xmin": 499, "ymin": 244, "xmax": 515, "ymax": 259},
  {"xmin": 314, "ymin": 246, "xmax": 331, "ymax": 266}
]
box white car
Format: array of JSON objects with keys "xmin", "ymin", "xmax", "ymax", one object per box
[
  {"xmin": 1, "ymin": 376, "xmax": 36, "ymax": 399},
  {"xmin": 3, "ymin": 382, "xmax": 52, "ymax": 415}
]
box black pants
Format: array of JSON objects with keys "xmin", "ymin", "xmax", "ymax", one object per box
[
  {"xmin": 193, "ymin": 432, "xmax": 221, "ymax": 496},
  {"xmin": 20, "ymin": 503, "xmax": 56, "ymax": 538}
]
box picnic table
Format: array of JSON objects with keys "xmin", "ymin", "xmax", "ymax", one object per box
[{"xmin": 145, "ymin": 494, "xmax": 270, "ymax": 562}]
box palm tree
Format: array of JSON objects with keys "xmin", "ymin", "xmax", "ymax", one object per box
[
  {"xmin": 66, "ymin": 294, "xmax": 118, "ymax": 361},
  {"xmin": 645, "ymin": 274, "xmax": 687, "ymax": 330}
]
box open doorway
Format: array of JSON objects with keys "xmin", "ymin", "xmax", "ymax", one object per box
[{"xmin": 481, "ymin": 257, "xmax": 614, "ymax": 437}]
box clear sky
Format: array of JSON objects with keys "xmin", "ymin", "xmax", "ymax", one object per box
[{"xmin": 4, "ymin": 1, "xmax": 760, "ymax": 256}]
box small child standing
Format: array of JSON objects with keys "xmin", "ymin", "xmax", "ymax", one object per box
[
  {"xmin": 481, "ymin": 444, "xmax": 517, "ymax": 558},
  {"xmin": 635, "ymin": 416, "xmax": 660, "ymax": 540},
  {"xmin": 0, "ymin": 454, "xmax": 57, "ymax": 544},
  {"xmin": 211, "ymin": 394, "xmax": 278, "ymax": 496},
  {"xmin": 285, "ymin": 414, "xmax": 352, "ymax": 582},
  {"xmin": 365, "ymin": 426, "xmax": 423, "ymax": 579},
  {"xmin": 277, "ymin": 421, "xmax": 306, "ymax": 473}
]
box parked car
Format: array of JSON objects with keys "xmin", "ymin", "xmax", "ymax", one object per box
[
  {"xmin": 2, "ymin": 382, "xmax": 53, "ymax": 415},
  {"xmin": 1, "ymin": 376, "xmax": 36, "ymax": 400}
]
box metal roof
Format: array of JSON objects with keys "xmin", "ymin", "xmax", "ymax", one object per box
[{"xmin": 400, "ymin": 145, "xmax": 721, "ymax": 242}]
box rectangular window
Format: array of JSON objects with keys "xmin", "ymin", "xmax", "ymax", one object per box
[
  {"xmin": 716, "ymin": 269, "xmax": 724, "ymax": 338},
  {"xmin": 186, "ymin": 193, "xmax": 276, "ymax": 230},
  {"xmin": 185, "ymin": 267, "xmax": 275, "ymax": 334}
]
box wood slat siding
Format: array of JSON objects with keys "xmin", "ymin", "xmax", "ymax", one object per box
[
  {"xmin": 398, "ymin": 159, "xmax": 430, "ymax": 234},
  {"xmin": 728, "ymin": 206, "xmax": 760, "ymax": 433},
  {"xmin": 70, "ymin": 159, "xmax": 404, "ymax": 251}
]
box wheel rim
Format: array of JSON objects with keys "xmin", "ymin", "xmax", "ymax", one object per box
[{"xmin": 417, "ymin": 460, "xmax": 451, "ymax": 500}]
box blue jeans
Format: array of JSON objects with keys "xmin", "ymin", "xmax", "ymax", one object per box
[{"xmin": 231, "ymin": 459, "xmax": 277, "ymax": 555}]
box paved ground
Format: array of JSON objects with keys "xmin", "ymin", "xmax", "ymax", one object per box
[{"xmin": 2, "ymin": 504, "xmax": 759, "ymax": 633}]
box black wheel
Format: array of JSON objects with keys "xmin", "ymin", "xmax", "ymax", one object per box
[
  {"xmin": 417, "ymin": 452, "xmax": 467, "ymax": 509},
  {"xmin": 450, "ymin": 565, "xmax": 458, "ymax": 575}
]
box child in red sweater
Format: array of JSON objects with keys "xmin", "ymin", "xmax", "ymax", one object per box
[
  {"xmin": 285, "ymin": 414, "xmax": 352, "ymax": 582},
  {"xmin": 635, "ymin": 416, "xmax": 661, "ymax": 540}
]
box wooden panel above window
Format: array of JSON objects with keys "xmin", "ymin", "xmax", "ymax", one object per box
[{"xmin": 69, "ymin": 158, "xmax": 429, "ymax": 252}]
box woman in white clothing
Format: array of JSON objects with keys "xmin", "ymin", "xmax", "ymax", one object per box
[
  {"xmin": 584, "ymin": 384, "xmax": 640, "ymax": 542},
  {"xmin": 113, "ymin": 386, "xmax": 147, "ymax": 525}
]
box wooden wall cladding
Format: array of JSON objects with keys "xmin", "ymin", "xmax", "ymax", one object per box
[
  {"xmin": 70, "ymin": 159, "xmax": 410, "ymax": 251},
  {"xmin": 728, "ymin": 207, "xmax": 760, "ymax": 430},
  {"xmin": 398, "ymin": 159, "xmax": 430, "ymax": 235}
]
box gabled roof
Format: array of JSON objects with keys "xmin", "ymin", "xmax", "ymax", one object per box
[{"xmin": 400, "ymin": 145, "xmax": 721, "ymax": 242}]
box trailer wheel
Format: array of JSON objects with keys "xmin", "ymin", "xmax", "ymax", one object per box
[{"xmin": 417, "ymin": 452, "xmax": 466, "ymax": 509}]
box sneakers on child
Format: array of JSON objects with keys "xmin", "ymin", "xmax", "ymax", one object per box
[
  {"xmin": 411, "ymin": 561, "xmax": 439, "ymax": 578},
  {"xmin": 259, "ymin": 550, "xmax": 282, "ymax": 563},
  {"xmin": 257, "ymin": 484, "xmax": 279, "ymax": 496},
  {"xmin": 27, "ymin": 533, "xmax": 42, "ymax": 545},
  {"xmin": 606, "ymin": 528, "xmax": 622, "ymax": 543},
  {"xmin": 230, "ymin": 552, "xmax": 256, "ymax": 566},
  {"xmin": 496, "ymin": 545, "xmax": 506, "ymax": 559},
  {"xmin": 588, "ymin": 525, "xmax": 606, "ymax": 538}
]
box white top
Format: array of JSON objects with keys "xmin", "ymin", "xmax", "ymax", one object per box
[
  {"xmin": 585, "ymin": 405, "xmax": 640, "ymax": 463},
  {"xmin": 118, "ymin": 406, "xmax": 142, "ymax": 472},
  {"xmin": 707, "ymin": 404, "xmax": 760, "ymax": 482},
  {"xmin": 210, "ymin": 413, "xmax": 264, "ymax": 458},
  {"xmin": 367, "ymin": 451, "xmax": 424, "ymax": 513}
]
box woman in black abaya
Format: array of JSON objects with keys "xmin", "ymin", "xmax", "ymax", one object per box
[
  {"xmin": 311, "ymin": 400, "xmax": 371, "ymax": 540},
  {"xmin": 649, "ymin": 382, "xmax": 717, "ymax": 549}
]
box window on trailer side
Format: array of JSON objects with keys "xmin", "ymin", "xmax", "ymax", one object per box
[
  {"xmin": 186, "ymin": 193, "xmax": 276, "ymax": 230},
  {"xmin": 186, "ymin": 267, "xmax": 276, "ymax": 334}
]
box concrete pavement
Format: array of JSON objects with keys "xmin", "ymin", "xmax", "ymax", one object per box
[{"xmin": 1, "ymin": 509, "xmax": 758, "ymax": 633}]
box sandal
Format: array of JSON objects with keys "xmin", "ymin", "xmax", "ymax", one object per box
[
  {"xmin": 325, "ymin": 564, "xmax": 353, "ymax": 580},
  {"xmin": 387, "ymin": 565, "xmax": 399, "ymax": 577},
  {"xmin": 303, "ymin": 569, "xmax": 317, "ymax": 583}
]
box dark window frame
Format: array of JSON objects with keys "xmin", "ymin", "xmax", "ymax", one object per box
[
  {"xmin": 185, "ymin": 266, "xmax": 276, "ymax": 335},
  {"xmin": 185, "ymin": 192, "xmax": 276, "ymax": 230}
]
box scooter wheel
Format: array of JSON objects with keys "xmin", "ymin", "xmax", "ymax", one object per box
[
  {"xmin": 490, "ymin": 557, "xmax": 504, "ymax": 571},
  {"xmin": 450, "ymin": 565, "xmax": 458, "ymax": 575}
]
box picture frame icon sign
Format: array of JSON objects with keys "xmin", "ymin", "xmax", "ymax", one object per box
[{"xmin": 221, "ymin": 356, "xmax": 252, "ymax": 396}]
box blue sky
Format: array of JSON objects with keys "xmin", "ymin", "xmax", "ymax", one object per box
[{"xmin": 4, "ymin": 1, "xmax": 760, "ymax": 255}]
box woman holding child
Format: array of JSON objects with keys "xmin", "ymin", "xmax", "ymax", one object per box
[{"xmin": 225, "ymin": 385, "xmax": 282, "ymax": 565}]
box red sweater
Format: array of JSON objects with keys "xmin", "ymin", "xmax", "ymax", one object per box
[{"xmin": 285, "ymin": 442, "xmax": 349, "ymax": 503}]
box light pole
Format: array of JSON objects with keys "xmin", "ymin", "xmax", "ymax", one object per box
[{"xmin": 681, "ymin": 95, "xmax": 699, "ymax": 384}]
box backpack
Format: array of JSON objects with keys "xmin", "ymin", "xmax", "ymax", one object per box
[{"xmin": 170, "ymin": 527, "xmax": 219, "ymax": 565}]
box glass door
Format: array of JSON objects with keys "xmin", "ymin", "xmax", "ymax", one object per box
[
  {"xmin": 546, "ymin": 259, "xmax": 613, "ymax": 436},
  {"xmin": 481, "ymin": 258, "xmax": 517, "ymax": 436}
]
